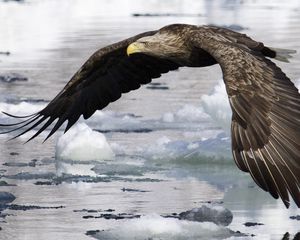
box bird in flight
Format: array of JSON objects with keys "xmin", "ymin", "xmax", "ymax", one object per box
[{"xmin": 0, "ymin": 24, "xmax": 299, "ymax": 208}]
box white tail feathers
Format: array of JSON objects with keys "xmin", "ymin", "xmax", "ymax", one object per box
[{"xmin": 270, "ymin": 47, "xmax": 297, "ymax": 63}]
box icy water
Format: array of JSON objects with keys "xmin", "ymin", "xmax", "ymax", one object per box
[{"xmin": 0, "ymin": 0, "xmax": 300, "ymax": 239}]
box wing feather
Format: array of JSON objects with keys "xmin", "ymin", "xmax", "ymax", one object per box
[
  {"xmin": 193, "ymin": 27, "xmax": 300, "ymax": 207},
  {"xmin": 1, "ymin": 31, "xmax": 180, "ymax": 140}
]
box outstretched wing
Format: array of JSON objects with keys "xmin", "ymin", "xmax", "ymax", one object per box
[
  {"xmin": 192, "ymin": 26, "xmax": 300, "ymax": 208},
  {"xmin": 0, "ymin": 30, "xmax": 180, "ymax": 141}
]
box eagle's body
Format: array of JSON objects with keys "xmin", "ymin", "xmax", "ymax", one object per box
[{"xmin": 1, "ymin": 24, "xmax": 299, "ymax": 208}]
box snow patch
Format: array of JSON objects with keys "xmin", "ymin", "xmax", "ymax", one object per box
[{"xmin": 55, "ymin": 123, "xmax": 114, "ymax": 161}]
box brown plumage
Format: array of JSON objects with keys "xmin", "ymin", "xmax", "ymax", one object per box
[{"xmin": 1, "ymin": 24, "xmax": 299, "ymax": 208}]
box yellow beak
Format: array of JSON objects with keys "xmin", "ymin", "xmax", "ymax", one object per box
[{"xmin": 127, "ymin": 42, "xmax": 144, "ymax": 56}]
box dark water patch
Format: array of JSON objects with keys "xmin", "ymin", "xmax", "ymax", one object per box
[
  {"xmin": 244, "ymin": 222, "xmax": 264, "ymax": 227},
  {"xmin": 121, "ymin": 188, "xmax": 150, "ymax": 193},
  {"xmin": 5, "ymin": 98, "xmax": 48, "ymax": 105},
  {"xmin": 0, "ymin": 51, "xmax": 10, "ymax": 56},
  {"xmin": 149, "ymin": 82, "xmax": 163, "ymax": 86},
  {"xmin": 4, "ymin": 172, "xmax": 56, "ymax": 180},
  {"xmin": 91, "ymin": 164, "xmax": 157, "ymax": 177},
  {"xmin": 52, "ymin": 175, "xmax": 111, "ymax": 184},
  {"xmin": 40, "ymin": 157, "xmax": 56, "ymax": 165},
  {"xmin": 74, "ymin": 208, "xmax": 115, "ymax": 213},
  {"xmin": 74, "ymin": 209, "xmax": 101, "ymax": 213},
  {"xmin": 123, "ymin": 113, "xmax": 143, "ymax": 118},
  {"xmin": 86, "ymin": 230, "xmax": 102, "ymax": 236},
  {"xmin": 0, "ymin": 211, "xmax": 12, "ymax": 219},
  {"xmin": 146, "ymin": 86, "xmax": 169, "ymax": 90},
  {"xmin": 3, "ymin": 162, "xmax": 28, "ymax": 167},
  {"xmin": 132, "ymin": 13, "xmax": 203, "ymax": 17},
  {"xmin": 9, "ymin": 152, "xmax": 19, "ymax": 156},
  {"xmin": 0, "ymin": 0, "xmax": 24, "ymax": 2},
  {"xmin": 0, "ymin": 181, "xmax": 16, "ymax": 187},
  {"xmin": 289, "ymin": 215, "xmax": 300, "ymax": 221},
  {"xmin": 94, "ymin": 128, "xmax": 153, "ymax": 133},
  {"xmin": 0, "ymin": 73, "xmax": 28, "ymax": 83},
  {"xmin": 132, "ymin": 178, "xmax": 162, "ymax": 182},
  {"xmin": 0, "ymin": 192, "xmax": 16, "ymax": 204},
  {"xmin": 198, "ymin": 200, "xmax": 224, "ymax": 204},
  {"xmin": 83, "ymin": 212, "xmax": 141, "ymax": 220},
  {"xmin": 34, "ymin": 174, "xmax": 163, "ymax": 185},
  {"xmin": 146, "ymin": 82, "xmax": 169, "ymax": 90},
  {"xmin": 3, "ymin": 159, "xmax": 37, "ymax": 167},
  {"xmin": 6, "ymin": 204, "xmax": 64, "ymax": 211},
  {"xmin": 104, "ymin": 209, "xmax": 115, "ymax": 212},
  {"xmin": 20, "ymin": 98, "xmax": 48, "ymax": 104},
  {"xmin": 163, "ymin": 212, "xmax": 180, "ymax": 218},
  {"xmin": 34, "ymin": 181, "xmax": 58, "ymax": 186}
]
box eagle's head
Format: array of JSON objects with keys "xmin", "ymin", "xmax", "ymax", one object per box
[{"xmin": 127, "ymin": 24, "xmax": 195, "ymax": 65}]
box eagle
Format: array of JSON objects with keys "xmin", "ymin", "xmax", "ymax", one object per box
[{"xmin": 1, "ymin": 24, "xmax": 299, "ymax": 208}]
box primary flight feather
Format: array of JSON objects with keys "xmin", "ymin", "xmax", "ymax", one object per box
[{"xmin": 1, "ymin": 24, "xmax": 299, "ymax": 208}]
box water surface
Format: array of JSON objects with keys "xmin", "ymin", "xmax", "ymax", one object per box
[{"xmin": 0, "ymin": 0, "xmax": 300, "ymax": 239}]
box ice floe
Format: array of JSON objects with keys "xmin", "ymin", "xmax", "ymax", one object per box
[
  {"xmin": 201, "ymin": 80, "xmax": 231, "ymax": 135},
  {"xmin": 178, "ymin": 205, "xmax": 233, "ymax": 226},
  {"xmin": 55, "ymin": 123, "xmax": 114, "ymax": 162},
  {"xmin": 144, "ymin": 133, "xmax": 231, "ymax": 162},
  {"xmin": 89, "ymin": 214, "xmax": 240, "ymax": 240},
  {"xmin": 87, "ymin": 110, "xmax": 145, "ymax": 132},
  {"xmin": 162, "ymin": 104, "xmax": 209, "ymax": 123},
  {"xmin": 0, "ymin": 101, "xmax": 45, "ymax": 124}
]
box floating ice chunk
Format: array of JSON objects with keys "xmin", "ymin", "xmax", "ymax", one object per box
[
  {"xmin": 55, "ymin": 123, "xmax": 114, "ymax": 161},
  {"xmin": 0, "ymin": 102, "xmax": 45, "ymax": 123},
  {"xmin": 156, "ymin": 136, "xmax": 171, "ymax": 145},
  {"xmin": 175, "ymin": 104, "xmax": 206, "ymax": 122},
  {"xmin": 201, "ymin": 80, "xmax": 231, "ymax": 135},
  {"xmin": 144, "ymin": 134, "xmax": 231, "ymax": 162},
  {"xmin": 87, "ymin": 110, "xmax": 144, "ymax": 132},
  {"xmin": 179, "ymin": 205, "xmax": 233, "ymax": 226},
  {"xmin": 202, "ymin": 78, "xmax": 300, "ymax": 135},
  {"xmin": 162, "ymin": 104, "xmax": 208, "ymax": 123},
  {"xmin": 162, "ymin": 112, "xmax": 175, "ymax": 123},
  {"xmin": 145, "ymin": 136, "xmax": 185, "ymax": 160},
  {"xmin": 110, "ymin": 142, "xmax": 126, "ymax": 155},
  {"xmin": 90, "ymin": 214, "xmax": 238, "ymax": 240},
  {"xmin": 187, "ymin": 142, "xmax": 199, "ymax": 150}
]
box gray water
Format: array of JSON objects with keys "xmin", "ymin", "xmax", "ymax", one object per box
[{"xmin": 0, "ymin": 0, "xmax": 300, "ymax": 239}]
